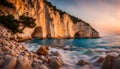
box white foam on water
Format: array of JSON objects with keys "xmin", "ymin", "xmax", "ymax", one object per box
[{"xmin": 22, "ymin": 42, "xmax": 120, "ymax": 69}]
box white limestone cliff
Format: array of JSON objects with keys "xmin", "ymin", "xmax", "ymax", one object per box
[{"xmin": 0, "ymin": 0, "xmax": 99, "ymax": 40}]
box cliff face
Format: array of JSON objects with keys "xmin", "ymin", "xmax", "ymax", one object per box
[{"xmin": 0, "ymin": 0, "xmax": 99, "ymax": 39}]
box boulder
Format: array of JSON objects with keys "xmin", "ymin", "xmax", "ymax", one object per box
[
  {"xmin": 111, "ymin": 58, "xmax": 120, "ymax": 69},
  {"xmin": 102, "ymin": 55, "xmax": 116, "ymax": 69},
  {"xmin": 37, "ymin": 46, "xmax": 49, "ymax": 55},
  {"xmin": 10, "ymin": 50, "xmax": 16, "ymax": 56},
  {"xmin": 77, "ymin": 59, "xmax": 89, "ymax": 66},
  {"xmin": 16, "ymin": 56, "xmax": 31, "ymax": 69},
  {"xmin": 96, "ymin": 57, "xmax": 104, "ymax": 63},
  {"xmin": 49, "ymin": 57, "xmax": 63, "ymax": 69},
  {"xmin": 2, "ymin": 57, "xmax": 17, "ymax": 69},
  {"xmin": 4, "ymin": 55, "xmax": 12, "ymax": 60},
  {"xmin": 4, "ymin": 46, "xmax": 11, "ymax": 51},
  {"xmin": 0, "ymin": 60, "xmax": 3, "ymax": 66},
  {"xmin": 54, "ymin": 51, "xmax": 61, "ymax": 56},
  {"xmin": 32, "ymin": 61, "xmax": 40, "ymax": 69},
  {"xmin": 38, "ymin": 64, "xmax": 49, "ymax": 69}
]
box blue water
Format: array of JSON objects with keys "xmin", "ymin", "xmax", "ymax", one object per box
[
  {"xmin": 27, "ymin": 36, "xmax": 120, "ymax": 49},
  {"xmin": 24, "ymin": 36, "xmax": 120, "ymax": 69}
]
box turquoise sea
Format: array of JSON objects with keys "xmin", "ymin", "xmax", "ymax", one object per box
[
  {"xmin": 24, "ymin": 36, "xmax": 120, "ymax": 69},
  {"xmin": 26, "ymin": 36, "xmax": 120, "ymax": 49}
]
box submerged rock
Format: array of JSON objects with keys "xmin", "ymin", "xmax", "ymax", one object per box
[
  {"xmin": 37, "ymin": 46, "xmax": 49, "ymax": 55},
  {"xmin": 77, "ymin": 59, "xmax": 89, "ymax": 66},
  {"xmin": 49, "ymin": 57, "xmax": 63, "ymax": 69}
]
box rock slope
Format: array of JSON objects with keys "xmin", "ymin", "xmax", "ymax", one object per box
[
  {"xmin": 0, "ymin": 0, "xmax": 99, "ymax": 39},
  {"xmin": 0, "ymin": 25, "xmax": 63, "ymax": 69}
]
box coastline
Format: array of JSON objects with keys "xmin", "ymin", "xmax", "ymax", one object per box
[
  {"xmin": 0, "ymin": 25, "xmax": 120, "ymax": 69},
  {"xmin": 23, "ymin": 39, "xmax": 120, "ymax": 69}
]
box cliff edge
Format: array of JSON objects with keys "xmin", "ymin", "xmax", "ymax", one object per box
[{"xmin": 0, "ymin": 0, "xmax": 99, "ymax": 40}]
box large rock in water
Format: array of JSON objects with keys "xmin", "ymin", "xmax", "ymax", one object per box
[
  {"xmin": 96, "ymin": 57, "xmax": 104, "ymax": 64},
  {"xmin": 49, "ymin": 57, "xmax": 63, "ymax": 69},
  {"xmin": 111, "ymin": 58, "xmax": 120, "ymax": 69},
  {"xmin": 37, "ymin": 46, "xmax": 49, "ymax": 55},
  {"xmin": 0, "ymin": 0, "xmax": 99, "ymax": 39},
  {"xmin": 102, "ymin": 55, "xmax": 116, "ymax": 69},
  {"xmin": 77, "ymin": 59, "xmax": 89, "ymax": 66}
]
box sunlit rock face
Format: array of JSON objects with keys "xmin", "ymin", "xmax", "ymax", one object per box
[{"xmin": 0, "ymin": 0, "xmax": 99, "ymax": 39}]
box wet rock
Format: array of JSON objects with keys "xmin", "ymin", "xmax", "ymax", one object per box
[
  {"xmin": 4, "ymin": 55, "xmax": 12, "ymax": 60},
  {"xmin": 43, "ymin": 58, "xmax": 50, "ymax": 63},
  {"xmin": 0, "ymin": 60, "xmax": 3, "ymax": 66},
  {"xmin": 0, "ymin": 48, "xmax": 3, "ymax": 52},
  {"xmin": 77, "ymin": 59, "xmax": 89, "ymax": 66},
  {"xmin": 54, "ymin": 51, "xmax": 61, "ymax": 56},
  {"xmin": 111, "ymin": 58, "xmax": 120, "ymax": 69},
  {"xmin": 34, "ymin": 54, "xmax": 38, "ymax": 58},
  {"xmin": 39, "ymin": 55, "xmax": 45, "ymax": 60},
  {"xmin": 20, "ymin": 52, "xmax": 25, "ymax": 56},
  {"xmin": 2, "ymin": 57, "xmax": 17, "ymax": 69},
  {"xmin": 96, "ymin": 57, "xmax": 104, "ymax": 63},
  {"xmin": 39, "ymin": 64, "xmax": 49, "ymax": 69},
  {"xmin": 49, "ymin": 57, "xmax": 63, "ymax": 69},
  {"xmin": 32, "ymin": 61, "xmax": 40, "ymax": 69},
  {"xmin": 10, "ymin": 50, "xmax": 16, "ymax": 56},
  {"xmin": 102, "ymin": 55, "xmax": 116, "ymax": 69},
  {"xmin": 16, "ymin": 56, "xmax": 31, "ymax": 69},
  {"xmin": 117, "ymin": 54, "xmax": 120, "ymax": 58},
  {"xmin": 4, "ymin": 46, "xmax": 11, "ymax": 51},
  {"xmin": 37, "ymin": 46, "xmax": 49, "ymax": 55}
]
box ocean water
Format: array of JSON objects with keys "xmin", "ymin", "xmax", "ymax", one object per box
[
  {"xmin": 25, "ymin": 36, "xmax": 120, "ymax": 50},
  {"xmin": 23, "ymin": 36, "xmax": 120, "ymax": 69}
]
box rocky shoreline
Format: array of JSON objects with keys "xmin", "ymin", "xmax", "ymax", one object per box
[
  {"xmin": 0, "ymin": 39, "xmax": 64, "ymax": 69},
  {"xmin": 0, "ymin": 25, "xmax": 64, "ymax": 69},
  {"xmin": 0, "ymin": 25, "xmax": 120, "ymax": 69}
]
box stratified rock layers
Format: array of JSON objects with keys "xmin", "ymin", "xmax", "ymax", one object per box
[{"xmin": 0, "ymin": 0, "xmax": 99, "ymax": 39}]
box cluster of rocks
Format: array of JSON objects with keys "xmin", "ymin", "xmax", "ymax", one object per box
[
  {"xmin": 0, "ymin": 25, "xmax": 31, "ymax": 42},
  {"xmin": 0, "ymin": 38, "xmax": 63, "ymax": 69},
  {"xmin": 76, "ymin": 54, "xmax": 120, "ymax": 69},
  {"xmin": 0, "ymin": 24, "xmax": 64, "ymax": 69},
  {"xmin": 102, "ymin": 54, "xmax": 120, "ymax": 69}
]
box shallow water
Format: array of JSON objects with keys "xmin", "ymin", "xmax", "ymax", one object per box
[
  {"xmin": 23, "ymin": 36, "xmax": 120, "ymax": 69},
  {"xmin": 26, "ymin": 36, "xmax": 120, "ymax": 48}
]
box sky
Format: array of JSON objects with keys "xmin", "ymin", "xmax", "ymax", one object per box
[{"xmin": 47, "ymin": 0, "xmax": 120, "ymax": 36}]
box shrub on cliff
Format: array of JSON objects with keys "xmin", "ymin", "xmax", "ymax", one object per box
[
  {"xmin": 0, "ymin": 0, "xmax": 15, "ymax": 8},
  {"xmin": 0, "ymin": 14, "xmax": 36, "ymax": 33},
  {"xmin": 19, "ymin": 15, "xmax": 36, "ymax": 30},
  {"xmin": 0, "ymin": 14, "xmax": 19, "ymax": 33}
]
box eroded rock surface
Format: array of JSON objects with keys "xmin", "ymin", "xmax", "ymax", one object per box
[{"xmin": 0, "ymin": 0, "xmax": 99, "ymax": 39}]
